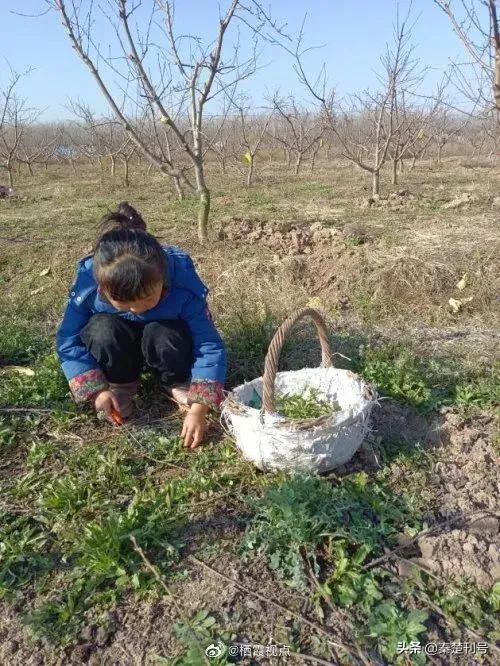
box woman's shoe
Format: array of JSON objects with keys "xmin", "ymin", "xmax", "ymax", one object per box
[{"xmin": 108, "ymin": 379, "xmax": 141, "ymax": 419}]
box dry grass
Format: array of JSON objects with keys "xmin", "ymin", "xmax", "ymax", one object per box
[{"xmin": 0, "ymin": 154, "xmax": 498, "ymax": 369}]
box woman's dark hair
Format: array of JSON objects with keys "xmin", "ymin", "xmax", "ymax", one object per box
[{"xmin": 93, "ymin": 202, "xmax": 168, "ymax": 302}]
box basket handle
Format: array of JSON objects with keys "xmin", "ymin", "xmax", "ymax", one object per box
[{"xmin": 262, "ymin": 307, "xmax": 333, "ymax": 414}]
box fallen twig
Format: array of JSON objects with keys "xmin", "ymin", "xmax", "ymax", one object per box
[
  {"xmin": 129, "ymin": 535, "xmax": 171, "ymax": 596},
  {"xmin": 189, "ymin": 554, "xmax": 357, "ymax": 658},
  {"xmin": 288, "ymin": 650, "xmax": 338, "ymax": 666},
  {"xmin": 0, "ymin": 407, "xmax": 52, "ymax": 414}
]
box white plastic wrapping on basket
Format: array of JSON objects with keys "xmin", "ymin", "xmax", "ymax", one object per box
[{"xmin": 221, "ymin": 366, "xmax": 375, "ymax": 474}]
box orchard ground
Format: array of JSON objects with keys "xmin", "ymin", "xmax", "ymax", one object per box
[{"xmin": 0, "ymin": 155, "xmax": 499, "ymax": 665}]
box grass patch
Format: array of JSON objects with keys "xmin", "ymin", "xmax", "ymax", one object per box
[
  {"xmin": 0, "ymin": 320, "xmax": 53, "ymax": 365},
  {"xmin": 238, "ymin": 443, "xmax": 499, "ymax": 662},
  {"xmin": 240, "ymin": 470, "xmax": 422, "ymax": 590},
  {"xmin": 0, "ymin": 160, "xmax": 498, "ymax": 662}
]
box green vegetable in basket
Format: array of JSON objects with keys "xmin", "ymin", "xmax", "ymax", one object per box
[{"xmin": 274, "ymin": 385, "xmax": 339, "ymax": 419}]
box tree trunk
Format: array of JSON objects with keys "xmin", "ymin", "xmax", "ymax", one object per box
[
  {"xmin": 285, "ymin": 148, "xmax": 291, "ymax": 168},
  {"xmin": 172, "ymin": 175, "xmax": 184, "ymax": 200},
  {"xmin": 392, "ymin": 158, "xmax": 398, "ymax": 185},
  {"xmin": 110, "ymin": 154, "xmax": 116, "ymax": 177},
  {"xmin": 372, "ymin": 170, "xmax": 380, "ymax": 196},
  {"xmin": 147, "ymin": 162, "xmax": 153, "ymax": 176},
  {"xmin": 294, "ymin": 153, "xmax": 302, "ymax": 176},
  {"xmin": 17, "ymin": 162, "xmax": 22, "ymax": 176},
  {"xmin": 7, "ymin": 165, "xmax": 14, "ymax": 188},
  {"xmin": 197, "ymin": 187, "xmax": 210, "ymax": 243},
  {"xmin": 27, "ymin": 162, "xmax": 34, "ymax": 177},
  {"xmin": 123, "ymin": 158, "xmax": 130, "ymax": 187},
  {"xmin": 310, "ymin": 146, "xmax": 320, "ymax": 174},
  {"xmin": 246, "ymin": 156, "xmax": 254, "ymax": 187},
  {"xmin": 219, "ymin": 154, "xmax": 226, "ymax": 174},
  {"xmin": 437, "ymin": 144, "xmax": 443, "ymax": 164}
]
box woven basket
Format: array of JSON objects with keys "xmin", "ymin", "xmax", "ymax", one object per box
[{"xmin": 221, "ymin": 307, "xmax": 376, "ymax": 473}]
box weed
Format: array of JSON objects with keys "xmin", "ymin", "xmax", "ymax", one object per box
[
  {"xmin": 368, "ymin": 602, "xmax": 428, "ymax": 665},
  {"xmin": 353, "ymin": 290, "xmax": 377, "ymax": 325},
  {"xmin": 222, "ymin": 307, "xmax": 292, "ymax": 387},
  {"xmin": 26, "ymin": 441, "xmax": 58, "ymax": 469},
  {"xmin": 274, "ymin": 385, "xmax": 338, "ymax": 419},
  {"xmin": 357, "ymin": 344, "xmax": 435, "ymax": 407},
  {"xmin": 240, "ymin": 472, "xmax": 415, "ymax": 590},
  {"xmin": 343, "ymin": 235, "xmax": 364, "ymax": 248},
  {"xmin": 23, "ymin": 581, "xmax": 91, "ymax": 646},
  {"xmin": 0, "ymin": 353, "xmax": 71, "ymax": 408},
  {"xmin": 0, "ymin": 515, "xmax": 54, "ymax": 597},
  {"xmin": 454, "ymin": 363, "xmax": 500, "ymax": 416},
  {"xmin": 171, "ymin": 609, "xmax": 235, "ymax": 665},
  {"xmin": 316, "ymin": 542, "xmax": 383, "ymax": 612},
  {"xmin": 0, "ymin": 320, "xmax": 52, "ymax": 364}
]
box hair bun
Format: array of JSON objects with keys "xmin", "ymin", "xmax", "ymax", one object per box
[
  {"xmin": 117, "ymin": 202, "xmax": 145, "ymax": 229},
  {"xmin": 97, "ymin": 202, "xmax": 147, "ymax": 239}
]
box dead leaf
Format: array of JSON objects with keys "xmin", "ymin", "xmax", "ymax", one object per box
[
  {"xmin": 1, "ymin": 365, "xmax": 35, "ymax": 376},
  {"xmin": 307, "ymin": 296, "xmax": 323, "ymax": 309},
  {"xmin": 456, "ymin": 274, "xmax": 467, "ymax": 291},
  {"xmin": 39, "ymin": 267, "xmax": 51, "ymax": 277},
  {"xmin": 449, "ymin": 296, "xmax": 473, "ymax": 313},
  {"xmin": 30, "ymin": 287, "xmax": 44, "ymax": 296}
]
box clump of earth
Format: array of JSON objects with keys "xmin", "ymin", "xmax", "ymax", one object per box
[
  {"xmin": 358, "ymin": 189, "xmax": 416, "ymax": 209},
  {"xmin": 384, "ymin": 408, "xmax": 500, "ymax": 588},
  {"xmin": 216, "ymin": 217, "xmax": 369, "ymax": 307},
  {"xmin": 217, "ymin": 217, "xmax": 342, "ymax": 255}
]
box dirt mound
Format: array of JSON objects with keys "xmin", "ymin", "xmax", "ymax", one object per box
[
  {"xmin": 359, "ymin": 189, "xmax": 416, "ymax": 209},
  {"xmin": 217, "ymin": 217, "xmax": 342, "ymax": 256},
  {"xmin": 216, "ymin": 218, "xmax": 367, "ymax": 306},
  {"xmin": 373, "ymin": 405, "xmax": 499, "ymax": 587}
]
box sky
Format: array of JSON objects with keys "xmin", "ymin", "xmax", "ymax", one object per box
[{"xmin": 0, "ymin": 0, "xmax": 474, "ymax": 121}]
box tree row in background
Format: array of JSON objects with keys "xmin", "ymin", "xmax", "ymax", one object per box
[{"xmin": 1, "ymin": 1, "xmax": 498, "ymax": 240}]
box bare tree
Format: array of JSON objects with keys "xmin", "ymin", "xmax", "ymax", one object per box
[
  {"xmin": 281, "ymin": 8, "xmax": 426, "ymax": 195},
  {"xmin": 18, "ymin": 123, "xmax": 58, "ymax": 175},
  {"xmin": 233, "ymin": 100, "xmax": 271, "ymax": 186},
  {"xmin": 0, "ymin": 69, "xmax": 37, "ymax": 187},
  {"xmin": 388, "ymin": 70, "xmax": 458, "ymax": 180},
  {"xmin": 435, "ymin": 0, "xmax": 500, "ymax": 111},
  {"xmin": 69, "ymin": 101, "xmax": 139, "ymax": 185},
  {"xmin": 48, "ymin": 0, "xmax": 284, "ymax": 242},
  {"xmin": 429, "ymin": 108, "xmax": 468, "ymax": 162},
  {"xmin": 269, "ymin": 94, "xmax": 323, "ymax": 175}
]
